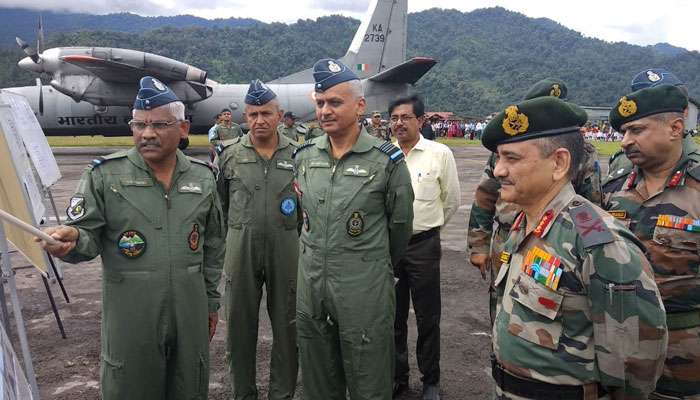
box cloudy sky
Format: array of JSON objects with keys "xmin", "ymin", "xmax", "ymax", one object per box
[{"xmin": 2, "ymin": 0, "xmax": 698, "ymax": 51}]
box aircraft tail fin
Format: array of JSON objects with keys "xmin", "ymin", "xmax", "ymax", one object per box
[
  {"xmin": 340, "ymin": 0, "xmax": 407, "ymax": 79},
  {"xmin": 367, "ymin": 57, "xmax": 437, "ymax": 85},
  {"xmin": 269, "ymin": 0, "xmax": 407, "ymax": 84}
]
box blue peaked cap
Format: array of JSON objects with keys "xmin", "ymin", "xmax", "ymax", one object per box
[
  {"xmin": 245, "ymin": 79, "xmax": 277, "ymax": 106},
  {"xmin": 631, "ymin": 68, "xmax": 684, "ymax": 91},
  {"xmin": 312, "ymin": 58, "xmax": 359, "ymax": 92},
  {"xmin": 133, "ymin": 76, "xmax": 180, "ymax": 110}
]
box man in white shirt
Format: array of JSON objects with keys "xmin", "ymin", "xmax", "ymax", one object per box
[{"xmin": 389, "ymin": 95, "xmax": 460, "ymax": 400}]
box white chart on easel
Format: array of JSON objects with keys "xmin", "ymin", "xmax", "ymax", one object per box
[{"xmin": 0, "ymin": 91, "xmax": 61, "ymax": 188}]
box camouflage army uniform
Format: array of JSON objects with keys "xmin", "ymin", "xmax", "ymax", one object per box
[
  {"xmin": 368, "ymin": 123, "xmax": 389, "ymax": 141},
  {"xmin": 493, "ymin": 183, "xmax": 667, "ymax": 399},
  {"xmin": 603, "ymin": 142, "xmax": 700, "ymax": 399},
  {"xmin": 467, "ymin": 142, "xmax": 602, "ymax": 323}
]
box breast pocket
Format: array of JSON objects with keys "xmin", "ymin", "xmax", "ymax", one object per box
[
  {"xmin": 414, "ymin": 176, "xmax": 440, "ymax": 201},
  {"xmin": 651, "ymin": 225, "xmax": 700, "ymax": 275},
  {"xmin": 508, "ymin": 273, "xmax": 564, "ymax": 350},
  {"xmin": 227, "ymin": 178, "xmax": 253, "ymax": 227}
]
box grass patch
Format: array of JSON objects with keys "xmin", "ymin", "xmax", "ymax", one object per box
[
  {"xmin": 47, "ymin": 135, "xmax": 212, "ymax": 147},
  {"xmin": 590, "ymin": 141, "xmax": 621, "ymax": 157},
  {"xmin": 437, "ymin": 138, "xmax": 481, "ymax": 147}
]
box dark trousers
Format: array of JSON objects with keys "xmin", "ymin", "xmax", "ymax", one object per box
[{"xmin": 394, "ymin": 229, "xmax": 441, "ymax": 385}]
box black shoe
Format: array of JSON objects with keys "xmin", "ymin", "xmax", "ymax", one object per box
[
  {"xmin": 422, "ymin": 383, "xmax": 440, "ymax": 400},
  {"xmin": 392, "ymin": 381, "xmax": 408, "ymax": 398}
]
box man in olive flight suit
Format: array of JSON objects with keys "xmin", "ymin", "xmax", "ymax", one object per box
[
  {"xmin": 483, "ymin": 94, "xmax": 667, "ymax": 399},
  {"xmin": 217, "ymin": 80, "xmax": 299, "ymax": 400},
  {"xmin": 277, "ymin": 111, "xmax": 305, "ymax": 142},
  {"xmin": 38, "ymin": 76, "xmax": 225, "ymax": 400},
  {"xmin": 211, "ymin": 108, "xmax": 244, "ymax": 146},
  {"xmin": 293, "ymin": 58, "xmax": 414, "ymax": 400}
]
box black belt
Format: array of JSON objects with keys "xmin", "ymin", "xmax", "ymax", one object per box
[
  {"xmin": 491, "ymin": 358, "xmax": 607, "ymax": 399},
  {"xmin": 409, "ymin": 227, "xmax": 439, "ymax": 245}
]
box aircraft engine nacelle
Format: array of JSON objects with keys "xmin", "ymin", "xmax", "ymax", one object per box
[{"xmin": 20, "ymin": 46, "xmax": 212, "ymax": 107}]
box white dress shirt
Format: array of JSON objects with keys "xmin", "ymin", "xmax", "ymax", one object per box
[{"xmin": 402, "ymin": 135, "xmax": 461, "ymax": 234}]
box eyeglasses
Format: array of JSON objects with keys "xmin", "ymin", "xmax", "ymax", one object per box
[
  {"xmin": 389, "ymin": 115, "xmax": 417, "ymax": 123},
  {"xmin": 128, "ymin": 120, "xmax": 181, "ymax": 132}
]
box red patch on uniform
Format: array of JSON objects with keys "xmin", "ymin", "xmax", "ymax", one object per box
[
  {"xmin": 188, "ymin": 224, "xmax": 200, "ymax": 251},
  {"xmin": 293, "ymin": 181, "xmax": 303, "ymax": 198},
  {"xmin": 533, "ymin": 210, "xmax": 554, "ymax": 237},
  {"xmin": 668, "ymin": 170, "xmax": 682, "ymax": 188},
  {"xmin": 538, "ymin": 297, "xmax": 557, "ymax": 310}
]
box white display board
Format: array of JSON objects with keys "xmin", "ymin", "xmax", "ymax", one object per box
[
  {"xmin": 0, "ymin": 321, "xmax": 33, "ymax": 400},
  {"xmin": 0, "ymin": 104, "xmax": 45, "ymax": 226},
  {"xmin": 0, "ymin": 91, "xmax": 61, "ymax": 188}
]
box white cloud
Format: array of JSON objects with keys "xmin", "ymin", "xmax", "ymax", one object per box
[{"xmin": 1, "ymin": 0, "xmax": 697, "ymax": 51}]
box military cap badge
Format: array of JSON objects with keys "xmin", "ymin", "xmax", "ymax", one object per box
[
  {"xmin": 328, "ymin": 61, "xmax": 342, "ymax": 73},
  {"xmin": 617, "ymin": 96, "xmax": 637, "ymax": 118},
  {"xmin": 502, "ymin": 105, "xmax": 529, "ymax": 136},
  {"xmin": 646, "ymin": 70, "xmax": 661, "ymax": 82},
  {"xmin": 550, "ymin": 84, "xmax": 562, "ymax": 98}
]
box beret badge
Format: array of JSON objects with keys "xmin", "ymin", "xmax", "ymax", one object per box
[
  {"xmin": 618, "ymin": 96, "xmax": 637, "ymax": 118},
  {"xmin": 502, "ymin": 105, "xmax": 529, "ymax": 136},
  {"xmin": 550, "ymin": 84, "xmax": 562, "ymax": 98}
]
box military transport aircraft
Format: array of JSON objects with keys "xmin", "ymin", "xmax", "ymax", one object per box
[{"xmin": 4, "ymin": 0, "xmax": 436, "ymax": 136}]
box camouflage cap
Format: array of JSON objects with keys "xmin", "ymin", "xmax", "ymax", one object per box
[
  {"xmin": 283, "ymin": 111, "xmax": 296, "ymax": 119},
  {"xmin": 245, "ymin": 79, "xmax": 277, "ymax": 106},
  {"xmin": 481, "ymin": 96, "xmax": 588, "ymax": 152},
  {"xmin": 312, "ymin": 58, "xmax": 359, "ymax": 92},
  {"xmin": 524, "ymin": 78, "xmax": 568, "ymax": 100},
  {"xmin": 609, "ymin": 84, "xmax": 688, "ymax": 131},
  {"xmin": 372, "ymin": 111, "xmax": 382, "ymax": 117},
  {"xmin": 133, "ymin": 76, "xmax": 180, "ymax": 111}
]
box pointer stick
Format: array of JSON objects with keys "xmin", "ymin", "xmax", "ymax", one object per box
[{"xmin": 0, "ymin": 208, "xmax": 59, "ymax": 245}]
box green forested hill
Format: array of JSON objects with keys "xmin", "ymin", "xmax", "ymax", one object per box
[{"xmin": 1, "ymin": 7, "xmax": 698, "ymax": 117}]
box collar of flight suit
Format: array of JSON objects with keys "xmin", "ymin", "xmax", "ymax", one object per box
[
  {"xmin": 511, "ymin": 182, "xmax": 577, "ymax": 240},
  {"xmin": 624, "ymin": 140, "xmax": 699, "ymax": 192},
  {"xmin": 314, "ymin": 125, "xmax": 375, "ymax": 155},
  {"xmin": 126, "ymin": 146, "xmax": 192, "ymax": 174},
  {"xmin": 239, "ymin": 131, "xmax": 293, "ymax": 152}
]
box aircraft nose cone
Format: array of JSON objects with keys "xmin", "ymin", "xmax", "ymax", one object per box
[{"xmin": 18, "ymin": 56, "xmax": 43, "ymax": 73}]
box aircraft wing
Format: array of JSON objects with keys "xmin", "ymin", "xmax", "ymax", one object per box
[
  {"xmin": 367, "ymin": 57, "xmax": 437, "ymax": 85},
  {"xmin": 60, "ymin": 55, "xmax": 153, "ymax": 84}
]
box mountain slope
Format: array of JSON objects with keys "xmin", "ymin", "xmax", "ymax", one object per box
[{"xmin": 1, "ymin": 7, "xmax": 698, "ymax": 117}]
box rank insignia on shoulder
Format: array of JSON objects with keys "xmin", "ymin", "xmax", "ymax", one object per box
[
  {"xmin": 293, "ymin": 142, "xmax": 314, "ymax": 159},
  {"xmin": 118, "ymin": 230, "xmax": 146, "ymax": 258},
  {"xmin": 66, "ymin": 196, "xmax": 86, "ymax": 221},
  {"xmin": 522, "ymin": 246, "xmax": 563, "ymax": 291},
  {"xmin": 570, "ymin": 203, "xmax": 614, "ymax": 248},
  {"xmin": 89, "ymin": 157, "xmax": 106, "ymax": 169},
  {"xmin": 377, "ymin": 142, "xmax": 404, "ymax": 163},
  {"xmin": 608, "ymin": 210, "xmax": 627, "ymax": 220},
  {"xmin": 188, "ymin": 224, "xmax": 200, "ymax": 251},
  {"xmin": 346, "ymin": 211, "xmax": 364, "ymax": 237},
  {"xmin": 499, "ymin": 251, "xmax": 511, "ymax": 264}
]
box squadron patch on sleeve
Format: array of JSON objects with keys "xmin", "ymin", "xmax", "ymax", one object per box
[
  {"xmin": 118, "ymin": 230, "xmax": 147, "ymax": 258},
  {"xmin": 346, "ymin": 211, "xmax": 365, "ymax": 237},
  {"xmin": 188, "ymin": 224, "xmax": 200, "ymax": 251},
  {"xmin": 66, "ymin": 196, "xmax": 86, "ymax": 221}
]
